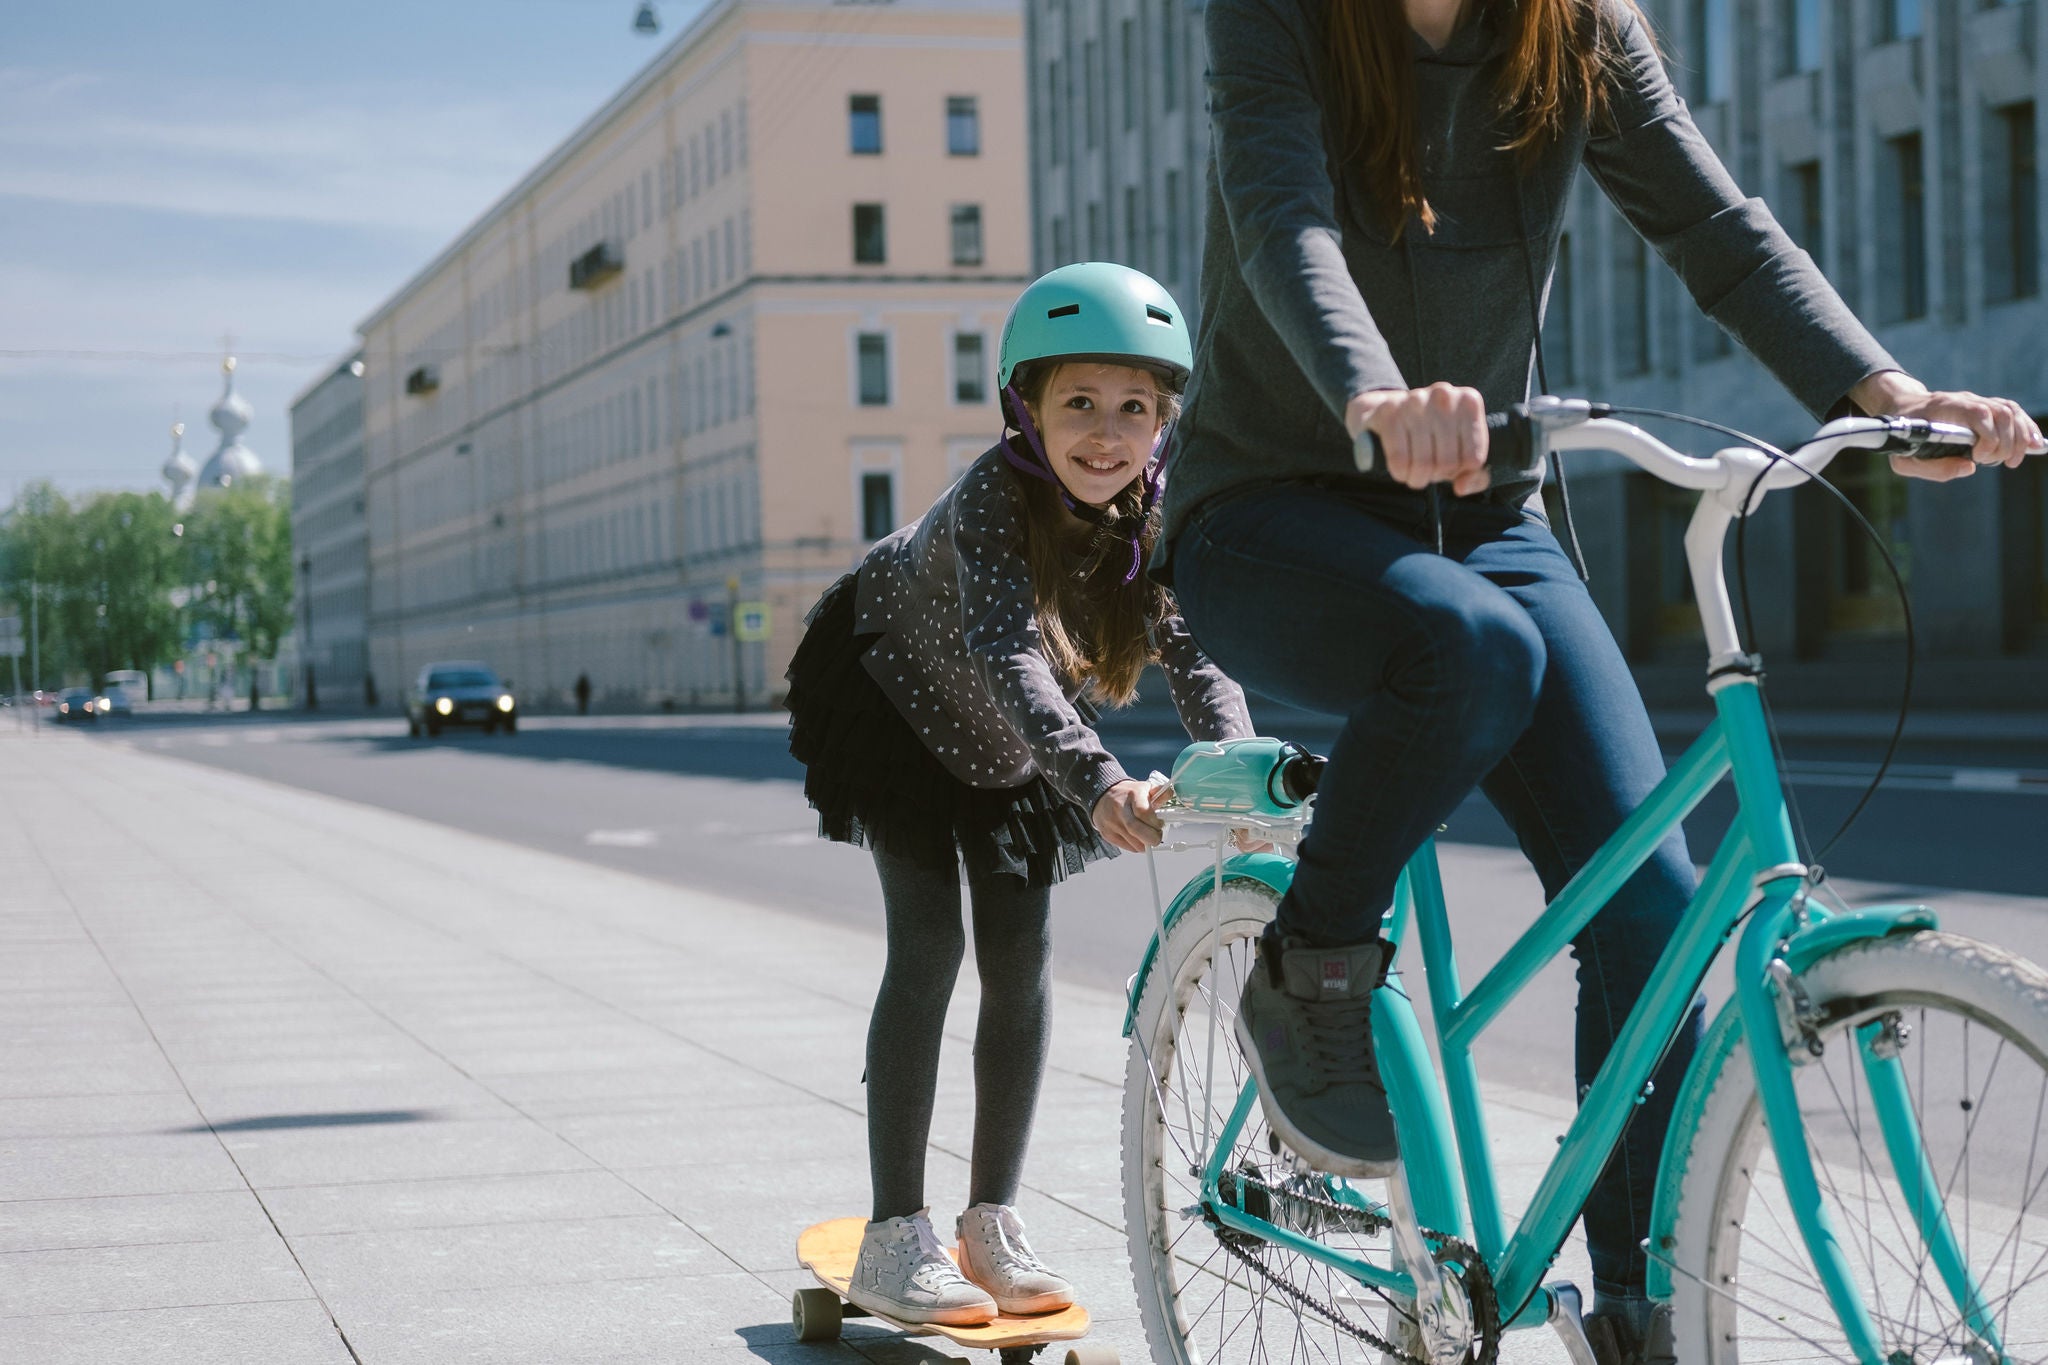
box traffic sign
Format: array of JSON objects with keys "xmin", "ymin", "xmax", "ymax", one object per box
[
  {"xmin": 0, "ymin": 616, "xmax": 21, "ymax": 659},
  {"xmin": 735, "ymin": 602, "xmax": 772, "ymax": 642}
]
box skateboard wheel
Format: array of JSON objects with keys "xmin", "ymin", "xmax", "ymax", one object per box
[
  {"xmin": 1064, "ymin": 1347, "xmax": 1118, "ymax": 1365},
  {"xmin": 792, "ymin": 1287, "xmax": 843, "ymax": 1342}
]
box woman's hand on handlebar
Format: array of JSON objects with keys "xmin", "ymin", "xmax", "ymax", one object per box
[
  {"xmin": 1347, "ymin": 384, "xmax": 1492, "ymax": 496},
  {"xmin": 1851, "ymin": 372, "xmax": 2046, "ymax": 480},
  {"xmin": 1094, "ymin": 778, "xmax": 1166, "ymax": 853}
]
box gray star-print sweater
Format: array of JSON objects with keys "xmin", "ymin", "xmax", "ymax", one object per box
[{"xmin": 855, "ymin": 443, "xmax": 1254, "ymax": 811}]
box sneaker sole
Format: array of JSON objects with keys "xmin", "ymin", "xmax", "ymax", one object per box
[
  {"xmin": 1232, "ymin": 1010, "xmax": 1399, "ymax": 1180},
  {"xmin": 987, "ymin": 1289, "xmax": 1074, "ymax": 1315},
  {"xmin": 843, "ymin": 1284, "xmax": 997, "ymax": 1327}
]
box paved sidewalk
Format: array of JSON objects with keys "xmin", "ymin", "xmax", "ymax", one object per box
[{"xmin": 1, "ymin": 728, "xmax": 1586, "ymax": 1363}]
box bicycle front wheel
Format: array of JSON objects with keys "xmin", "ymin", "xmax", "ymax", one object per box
[
  {"xmin": 1122, "ymin": 881, "xmax": 1428, "ymax": 1365},
  {"xmin": 1668, "ymin": 930, "xmax": 2048, "ymax": 1363}
]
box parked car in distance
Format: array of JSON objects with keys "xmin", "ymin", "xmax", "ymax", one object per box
[
  {"xmin": 407, "ymin": 662, "xmax": 517, "ymax": 738},
  {"xmin": 54, "ymin": 687, "xmax": 104, "ymax": 722},
  {"xmin": 102, "ymin": 670, "xmax": 148, "ymax": 715}
]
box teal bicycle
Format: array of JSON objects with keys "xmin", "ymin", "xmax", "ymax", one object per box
[{"xmin": 1121, "ymin": 401, "xmax": 2048, "ymax": 1365}]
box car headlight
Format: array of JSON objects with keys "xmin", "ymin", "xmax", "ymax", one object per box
[
  {"xmin": 496, "ymin": 694, "xmax": 514, "ymax": 712},
  {"xmin": 57, "ymin": 703, "xmax": 68, "ymax": 714},
  {"xmin": 96, "ymin": 698, "xmax": 109, "ymax": 712},
  {"xmin": 434, "ymin": 697, "xmax": 453, "ymax": 715}
]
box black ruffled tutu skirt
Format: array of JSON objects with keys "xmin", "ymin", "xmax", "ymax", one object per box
[{"xmin": 785, "ymin": 574, "xmax": 1111, "ymax": 888}]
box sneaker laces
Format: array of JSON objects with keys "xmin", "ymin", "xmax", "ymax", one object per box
[
  {"xmin": 974, "ymin": 1209, "xmax": 1050, "ymax": 1276},
  {"xmin": 892, "ymin": 1216, "xmax": 972, "ymax": 1291},
  {"xmin": 1295, "ymin": 993, "xmax": 1383, "ymax": 1096}
]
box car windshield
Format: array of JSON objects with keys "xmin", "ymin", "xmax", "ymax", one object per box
[{"xmin": 427, "ymin": 670, "xmax": 499, "ymax": 690}]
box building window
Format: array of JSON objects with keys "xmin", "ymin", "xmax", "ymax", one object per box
[
  {"xmin": 1084, "ymin": 40, "xmax": 1100, "ymax": 149},
  {"xmin": 1087, "ymin": 201, "xmax": 1103, "ymax": 258},
  {"xmin": 1688, "ymin": 0, "xmax": 1732, "ymax": 102},
  {"xmin": 1877, "ymin": 0, "xmax": 1920, "ymax": 42},
  {"xmin": 1048, "ymin": 61, "xmax": 1064, "ymax": 165},
  {"xmin": 1125, "ymin": 186, "xmax": 1141, "ymax": 266},
  {"xmin": 1613, "ymin": 229, "xmax": 1650, "ymax": 375},
  {"xmin": 1986, "ymin": 102, "xmax": 2039, "ymax": 303},
  {"xmin": 854, "ymin": 203, "xmax": 887, "ymax": 265},
  {"xmin": 1879, "ymin": 132, "xmax": 1927, "ymax": 322},
  {"xmin": 1827, "ymin": 461, "xmax": 1909, "ymax": 635},
  {"xmin": 950, "ymin": 204, "xmax": 985, "ymax": 266},
  {"xmin": 1052, "ymin": 214, "xmax": 1069, "ymax": 264},
  {"xmin": 1164, "ymin": 169, "xmax": 1182, "ymax": 282},
  {"xmin": 947, "ymin": 96, "xmax": 980, "ymax": 156},
  {"xmin": 857, "ymin": 333, "xmax": 890, "ymax": 406},
  {"xmin": 850, "ymin": 94, "xmax": 883, "ymax": 155},
  {"xmin": 1541, "ymin": 232, "xmax": 1576, "ymax": 385},
  {"xmin": 1782, "ymin": 159, "xmax": 1824, "ymax": 259},
  {"xmin": 1780, "ymin": 0, "xmax": 1821, "ymax": 74},
  {"xmin": 954, "ymin": 332, "xmax": 987, "ymax": 404},
  {"xmin": 860, "ymin": 471, "xmax": 896, "ymax": 540},
  {"xmin": 1122, "ymin": 19, "xmax": 1138, "ymax": 131},
  {"xmin": 1161, "ymin": 0, "xmax": 1180, "ymax": 108}
]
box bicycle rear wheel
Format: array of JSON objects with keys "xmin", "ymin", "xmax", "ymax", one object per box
[
  {"xmin": 1122, "ymin": 881, "xmax": 1439, "ymax": 1365},
  {"xmin": 1668, "ymin": 930, "xmax": 2048, "ymax": 1363}
]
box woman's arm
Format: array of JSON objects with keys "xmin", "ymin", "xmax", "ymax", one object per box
[
  {"xmin": 1206, "ymin": 0, "xmax": 1405, "ymax": 421},
  {"xmin": 1581, "ymin": 0, "xmax": 1897, "ymax": 421},
  {"xmin": 1155, "ymin": 613, "xmax": 1255, "ymax": 743}
]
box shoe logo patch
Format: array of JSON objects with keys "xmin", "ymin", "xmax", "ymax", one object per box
[
  {"xmin": 1321, "ymin": 957, "xmax": 1349, "ymax": 995},
  {"xmin": 1263, "ymin": 1025, "xmax": 1287, "ymax": 1054}
]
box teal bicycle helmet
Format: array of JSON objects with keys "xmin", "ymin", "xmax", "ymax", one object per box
[
  {"xmin": 997, "ymin": 261, "xmax": 1192, "ymax": 390},
  {"xmin": 996, "ymin": 263, "xmax": 1191, "ymax": 583}
]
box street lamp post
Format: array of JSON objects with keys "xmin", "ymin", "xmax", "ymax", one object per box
[{"xmin": 300, "ymin": 553, "xmax": 317, "ymax": 711}]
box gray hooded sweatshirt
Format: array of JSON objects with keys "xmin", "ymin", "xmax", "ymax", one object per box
[{"xmin": 1157, "ymin": 0, "xmax": 1899, "ymax": 570}]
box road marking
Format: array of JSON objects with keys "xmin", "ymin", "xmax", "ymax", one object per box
[
  {"xmin": 585, "ymin": 828, "xmax": 659, "ymax": 847},
  {"xmin": 1951, "ymin": 769, "xmax": 2022, "ymax": 791}
]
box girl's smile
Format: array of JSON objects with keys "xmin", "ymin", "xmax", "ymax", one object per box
[{"xmin": 1028, "ymin": 363, "xmax": 1166, "ymax": 509}]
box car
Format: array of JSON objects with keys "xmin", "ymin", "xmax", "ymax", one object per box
[
  {"xmin": 102, "ymin": 670, "xmax": 148, "ymax": 715},
  {"xmin": 406, "ymin": 661, "xmax": 517, "ymax": 738},
  {"xmin": 54, "ymin": 687, "xmax": 104, "ymax": 722}
]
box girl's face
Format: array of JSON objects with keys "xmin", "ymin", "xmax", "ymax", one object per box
[{"xmin": 1028, "ymin": 363, "xmax": 1168, "ymax": 510}]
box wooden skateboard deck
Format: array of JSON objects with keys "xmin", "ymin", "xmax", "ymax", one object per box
[{"xmin": 795, "ymin": 1217, "xmax": 1094, "ymax": 1349}]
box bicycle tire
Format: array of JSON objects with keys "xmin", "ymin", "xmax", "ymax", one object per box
[
  {"xmin": 1666, "ymin": 930, "xmax": 2048, "ymax": 1363},
  {"xmin": 1122, "ymin": 880, "xmax": 1431, "ymax": 1365}
]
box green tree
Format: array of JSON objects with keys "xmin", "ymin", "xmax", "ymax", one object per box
[
  {"xmin": 182, "ymin": 475, "xmax": 295, "ymax": 704},
  {"xmin": 0, "ymin": 483, "xmax": 186, "ymax": 690}
]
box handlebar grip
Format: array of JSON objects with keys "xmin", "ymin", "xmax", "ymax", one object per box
[
  {"xmin": 1353, "ymin": 407, "xmax": 1540, "ymax": 482},
  {"xmin": 1893, "ymin": 419, "xmax": 2048, "ymax": 461}
]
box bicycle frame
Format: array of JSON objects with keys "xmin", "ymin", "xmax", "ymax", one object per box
[{"xmin": 1141, "ymin": 413, "xmax": 2005, "ymax": 1363}]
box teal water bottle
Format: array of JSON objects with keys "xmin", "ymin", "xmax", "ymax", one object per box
[{"xmin": 1167, "ymin": 738, "xmax": 1325, "ymax": 817}]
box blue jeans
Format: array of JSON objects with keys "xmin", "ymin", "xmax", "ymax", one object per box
[{"xmin": 1172, "ymin": 480, "xmax": 1705, "ymax": 1298}]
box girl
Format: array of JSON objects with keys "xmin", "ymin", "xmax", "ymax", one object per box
[
  {"xmin": 1154, "ymin": 0, "xmax": 2043, "ymax": 1359},
  {"xmin": 786, "ymin": 263, "xmax": 1253, "ymax": 1325}
]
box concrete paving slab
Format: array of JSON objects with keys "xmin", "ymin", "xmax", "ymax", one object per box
[
  {"xmin": 0, "ymin": 1131, "xmax": 247, "ymax": 1200},
  {"xmin": 290, "ymin": 1213, "xmax": 730, "ymax": 1297},
  {"xmin": 550, "ymin": 1098, "xmax": 867, "ymax": 1169},
  {"xmin": 0, "ymin": 1233, "xmax": 312, "ymax": 1317},
  {"xmin": 0, "ymin": 1091, "xmax": 198, "ymax": 1140},
  {"xmin": 221, "ymin": 1115, "xmax": 596, "ymax": 1189},
  {"xmin": 0, "ymin": 1053, "xmax": 185, "ymax": 1100},
  {"xmin": 259, "ymin": 1169, "xmax": 670, "ymax": 1237},
  {"xmin": 0, "ymin": 1189, "xmax": 278, "ymax": 1254},
  {"xmin": 0, "ymin": 1299, "xmax": 356, "ymax": 1365}
]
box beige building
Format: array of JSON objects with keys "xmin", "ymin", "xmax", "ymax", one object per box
[{"xmin": 357, "ymin": 0, "xmax": 1028, "ymax": 709}]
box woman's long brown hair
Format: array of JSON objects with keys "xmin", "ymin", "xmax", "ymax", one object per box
[
  {"xmin": 1326, "ymin": 0, "xmax": 1625, "ymax": 237},
  {"xmin": 1008, "ymin": 360, "xmax": 1178, "ymax": 707}
]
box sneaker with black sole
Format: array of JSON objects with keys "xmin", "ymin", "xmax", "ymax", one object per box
[
  {"xmin": 1583, "ymin": 1302, "xmax": 1677, "ymax": 1365},
  {"xmin": 1233, "ymin": 933, "xmax": 1398, "ymax": 1179}
]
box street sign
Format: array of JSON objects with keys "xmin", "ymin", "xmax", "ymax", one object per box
[
  {"xmin": 735, "ymin": 602, "xmax": 772, "ymax": 642},
  {"xmin": 0, "ymin": 616, "xmax": 21, "ymax": 659}
]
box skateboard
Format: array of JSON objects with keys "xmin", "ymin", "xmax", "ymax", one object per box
[{"xmin": 792, "ymin": 1217, "xmax": 1117, "ymax": 1365}]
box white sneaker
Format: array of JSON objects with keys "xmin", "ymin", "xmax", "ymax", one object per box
[
  {"xmin": 956, "ymin": 1203, "xmax": 1075, "ymax": 1314},
  {"xmin": 847, "ymin": 1210, "xmax": 997, "ymax": 1325}
]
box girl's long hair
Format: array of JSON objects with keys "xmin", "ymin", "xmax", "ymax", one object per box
[
  {"xmin": 1008, "ymin": 360, "xmax": 1179, "ymax": 707},
  {"xmin": 1326, "ymin": 0, "xmax": 1627, "ymax": 237}
]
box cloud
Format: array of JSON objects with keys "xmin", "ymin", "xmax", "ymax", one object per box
[{"xmin": 0, "ymin": 66, "xmax": 590, "ymax": 238}]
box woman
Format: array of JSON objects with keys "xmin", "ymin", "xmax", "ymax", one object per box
[
  {"xmin": 1155, "ymin": 0, "xmax": 2043, "ymax": 1357},
  {"xmin": 786, "ymin": 263, "xmax": 1253, "ymax": 1325}
]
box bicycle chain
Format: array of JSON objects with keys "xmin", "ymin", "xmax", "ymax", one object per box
[
  {"xmin": 1210, "ymin": 1212, "xmax": 1500, "ymax": 1365},
  {"xmin": 1221, "ymin": 1166, "xmax": 1393, "ymax": 1236}
]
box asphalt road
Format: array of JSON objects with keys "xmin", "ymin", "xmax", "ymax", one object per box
[{"xmin": 61, "ymin": 705, "xmax": 2048, "ymax": 1109}]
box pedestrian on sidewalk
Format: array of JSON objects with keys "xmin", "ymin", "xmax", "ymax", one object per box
[
  {"xmin": 785, "ymin": 263, "xmax": 1256, "ymax": 1329},
  {"xmin": 574, "ymin": 671, "xmax": 591, "ymax": 715}
]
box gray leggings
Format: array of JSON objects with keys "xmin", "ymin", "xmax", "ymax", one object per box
[{"xmin": 867, "ymin": 847, "xmax": 1053, "ymax": 1223}]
